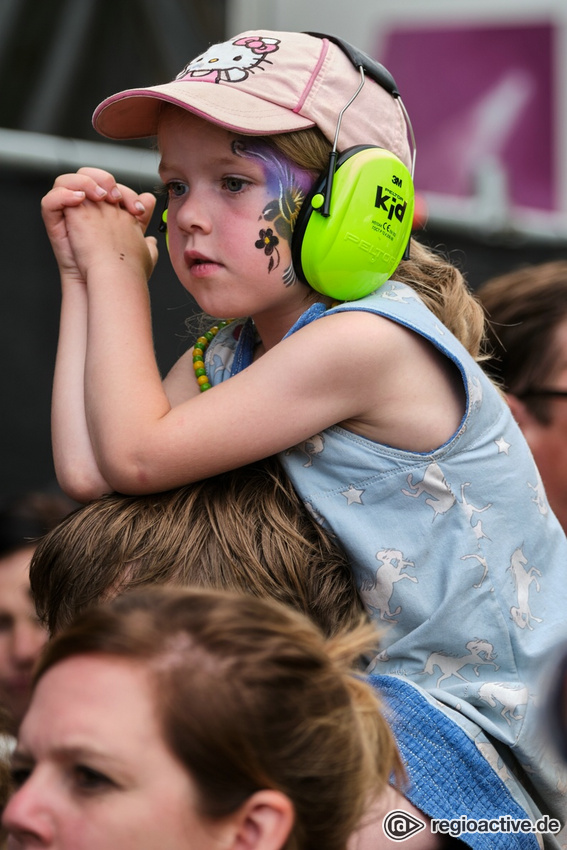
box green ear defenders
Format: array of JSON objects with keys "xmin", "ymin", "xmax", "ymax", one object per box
[
  {"xmin": 291, "ymin": 32, "xmax": 416, "ymax": 301},
  {"xmin": 291, "ymin": 144, "xmax": 414, "ymax": 301},
  {"xmin": 159, "ymin": 204, "xmax": 169, "ymax": 250}
]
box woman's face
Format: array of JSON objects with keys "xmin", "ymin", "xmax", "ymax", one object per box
[{"xmin": 3, "ymin": 654, "xmax": 228, "ymax": 849}]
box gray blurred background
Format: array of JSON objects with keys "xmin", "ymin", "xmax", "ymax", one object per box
[{"xmin": 1, "ymin": 0, "xmax": 566, "ymax": 497}]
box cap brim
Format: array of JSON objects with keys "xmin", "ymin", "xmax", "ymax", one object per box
[{"xmin": 93, "ymin": 82, "xmax": 316, "ymax": 140}]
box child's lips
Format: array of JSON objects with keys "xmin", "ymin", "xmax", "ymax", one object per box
[{"xmin": 184, "ymin": 250, "xmax": 222, "ymax": 276}]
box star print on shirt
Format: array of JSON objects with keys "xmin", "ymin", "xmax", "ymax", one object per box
[
  {"xmin": 495, "ymin": 437, "xmax": 511, "ymax": 454},
  {"xmin": 341, "ymin": 485, "xmax": 365, "ymax": 505}
]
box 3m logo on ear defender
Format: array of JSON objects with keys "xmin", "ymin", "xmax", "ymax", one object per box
[
  {"xmin": 375, "ymin": 185, "xmax": 408, "ymax": 223},
  {"xmin": 342, "ymin": 232, "xmax": 395, "ymax": 266}
]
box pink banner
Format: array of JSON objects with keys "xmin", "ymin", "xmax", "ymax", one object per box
[{"xmin": 379, "ymin": 23, "xmax": 556, "ymax": 211}]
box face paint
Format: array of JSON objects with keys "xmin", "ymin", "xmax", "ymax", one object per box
[{"xmin": 233, "ymin": 140, "xmax": 314, "ymax": 285}]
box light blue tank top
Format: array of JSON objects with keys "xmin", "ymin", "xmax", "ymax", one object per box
[{"xmin": 206, "ymin": 281, "xmax": 567, "ymax": 834}]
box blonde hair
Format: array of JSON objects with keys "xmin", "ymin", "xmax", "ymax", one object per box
[
  {"xmin": 30, "ymin": 457, "xmax": 365, "ymax": 636},
  {"xmin": 266, "ymin": 127, "xmax": 487, "ymax": 360},
  {"xmin": 36, "ymin": 586, "xmax": 402, "ymax": 850}
]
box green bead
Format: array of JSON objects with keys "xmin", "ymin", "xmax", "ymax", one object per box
[
  {"xmin": 195, "ymin": 368, "xmax": 206, "ymax": 378},
  {"xmin": 199, "ymin": 382, "xmax": 212, "ymax": 392}
]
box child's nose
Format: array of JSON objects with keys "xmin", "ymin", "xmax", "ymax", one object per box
[{"xmin": 176, "ymin": 193, "xmax": 213, "ymax": 234}]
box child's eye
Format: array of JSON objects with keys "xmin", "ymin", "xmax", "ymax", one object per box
[
  {"xmin": 73, "ymin": 765, "xmax": 114, "ymax": 793},
  {"xmin": 166, "ymin": 181, "xmax": 187, "ymax": 198},
  {"xmin": 222, "ymin": 176, "xmax": 249, "ymax": 193}
]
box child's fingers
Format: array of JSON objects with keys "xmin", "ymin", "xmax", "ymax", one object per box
[
  {"xmin": 41, "ymin": 185, "xmax": 91, "ymax": 236},
  {"xmin": 47, "ymin": 170, "xmax": 156, "ymax": 227},
  {"xmin": 132, "ymin": 192, "xmax": 157, "ymax": 231},
  {"xmin": 51, "ymin": 172, "xmax": 113, "ymax": 203},
  {"xmin": 76, "ymin": 168, "xmax": 156, "ymax": 221},
  {"xmin": 76, "ymin": 167, "xmax": 124, "ymax": 201},
  {"xmin": 145, "ymin": 235, "xmax": 159, "ymax": 269}
]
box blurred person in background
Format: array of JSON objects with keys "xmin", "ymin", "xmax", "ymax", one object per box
[
  {"xmin": 2, "ymin": 586, "xmax": 402, "ymax": 850},
  {"xmin": 0, "ymin": 491, "xmax": 74, "ymax": 739},
  {"xmin": 477, "ymin": 260, "xmax": 567, "ymax": 533}
]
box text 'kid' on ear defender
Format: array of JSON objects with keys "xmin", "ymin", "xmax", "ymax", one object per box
[
  {"xmin": 290, "ymin": 31, "xmax": 416, "ymax": 302},
  {"xmin": 291, "ymin": 144, "xmax": 414, "ymax": 302}
]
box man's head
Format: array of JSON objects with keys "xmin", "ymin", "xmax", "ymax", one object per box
[
  {"xmin": 477, "ymin": 261, "xmax": 567, "ymax": 531},
  {"xmin": 0, "ymin": 492, "xmax": 73, "ymax": 730}
]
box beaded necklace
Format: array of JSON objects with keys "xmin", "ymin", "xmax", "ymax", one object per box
[
  {"xmin": 192, "ymin": 320, "xmax": 233, "ymax": 392},
  {"xmin": 193, "ymin": 302, "xmax": 340, "ymax": 392}
]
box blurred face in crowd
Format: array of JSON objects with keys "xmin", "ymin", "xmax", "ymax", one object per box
[
  {"xmin": 0, "ymin": 546, "xmax": 47, "ymax": 731},
  {"xmin": 2, "ymin": 654, "xmax": 238, "ymax": 850},
  {"xmin": 509, "ymin": 318, "xmax": 567, "ymax": 534}
]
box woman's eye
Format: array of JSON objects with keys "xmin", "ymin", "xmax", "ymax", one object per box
[
  {"xmin": 223, "ymin": 176, "xmax": 247, "ymax": 193},
  {"xmin": 10, "ymin": 767, "xmax": 31, "ymax": 789},
  {"xmin": 73, "ymin": 765, "xmax": 113, "ymax": 792}
]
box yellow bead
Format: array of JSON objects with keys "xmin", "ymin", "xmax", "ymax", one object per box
[
  {"xmin": 197, "ymin": 375, "xmax": 210, "ymax": 386},
  {"xmin": 193, "ymin": 360, "xmax": 205, "ymax": 371}
]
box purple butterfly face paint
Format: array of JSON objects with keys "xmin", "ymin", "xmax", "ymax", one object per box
[{"xmin": 233, "ymin": 140, "xmax": 315, "ymax": 286}]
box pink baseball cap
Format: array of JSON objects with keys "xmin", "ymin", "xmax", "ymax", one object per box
[{"xmin": 93, "ymin": 30, "xmax": 412, "ymax": 169}]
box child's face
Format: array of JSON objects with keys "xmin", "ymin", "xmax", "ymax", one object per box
[{"xmin": 158, "ymin": 109, "xmax": 315, "ymax": 322}]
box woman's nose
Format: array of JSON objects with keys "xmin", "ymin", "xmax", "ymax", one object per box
[{"xmin": 2, "ymin": 775, "xmax": 54, "ymax": 846}]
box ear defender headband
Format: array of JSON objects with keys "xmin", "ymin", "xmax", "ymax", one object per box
[{"xmin": 292, "ymin": 32, "xmax": 416, "ymax": 301}]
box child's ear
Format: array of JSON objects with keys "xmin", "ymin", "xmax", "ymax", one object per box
[{"xmin": 230, "ymin": 790, "xmax": 294, "ymax": 850}]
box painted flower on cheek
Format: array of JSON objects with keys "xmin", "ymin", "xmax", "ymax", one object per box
[{"xmin": 255, "ymin": 228, "xmax": 280, "ymax": 273}]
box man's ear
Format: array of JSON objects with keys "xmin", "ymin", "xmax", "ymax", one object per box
[
  {"xmin": 230, "ymin": 790, "xmax": 294, "ymax": 850},
  {"xmin": 507, "ymin": 393, "xmax": 538, "ymax": 432},
  {"xmin": 506, "ymin": 392, "xmax": 551, "ymax": 453}
]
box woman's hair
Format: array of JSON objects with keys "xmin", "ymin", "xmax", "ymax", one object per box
[
  {"xmin": 30, "ymin": 457, "xmax": 365, "ymax": 636},
  {"xmin": 265, "ymin": 127, "xmax": 487, "ymax": 360},
  {"xmin": 36, "ymin": 586, "xmax": 401, "ymax": 850}
]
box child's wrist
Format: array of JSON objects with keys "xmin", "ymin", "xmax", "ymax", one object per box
[{"xmin": 85, "ymin": 257, "xmax": 151, "ymax": 287}]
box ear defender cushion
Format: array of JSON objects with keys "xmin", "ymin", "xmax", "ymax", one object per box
[
  {"xmin": 292, "ymin": 145, "xmax": 414, "ymax": 301},
  {"xmin": 160, "ymin": 206, "xmax": 169, "ymax": 252}
]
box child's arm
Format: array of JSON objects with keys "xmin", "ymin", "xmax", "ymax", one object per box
[
  {"xmin": 55, "ymin": 174, "xmax": 463, "ymax": 498},
  {"xmin": 66, "ymin": 197, "xmax": 463, "ymax": 493},
  {"xmin": 42, "ymin": 169, "xmax": 156, "ymax": 501}
]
